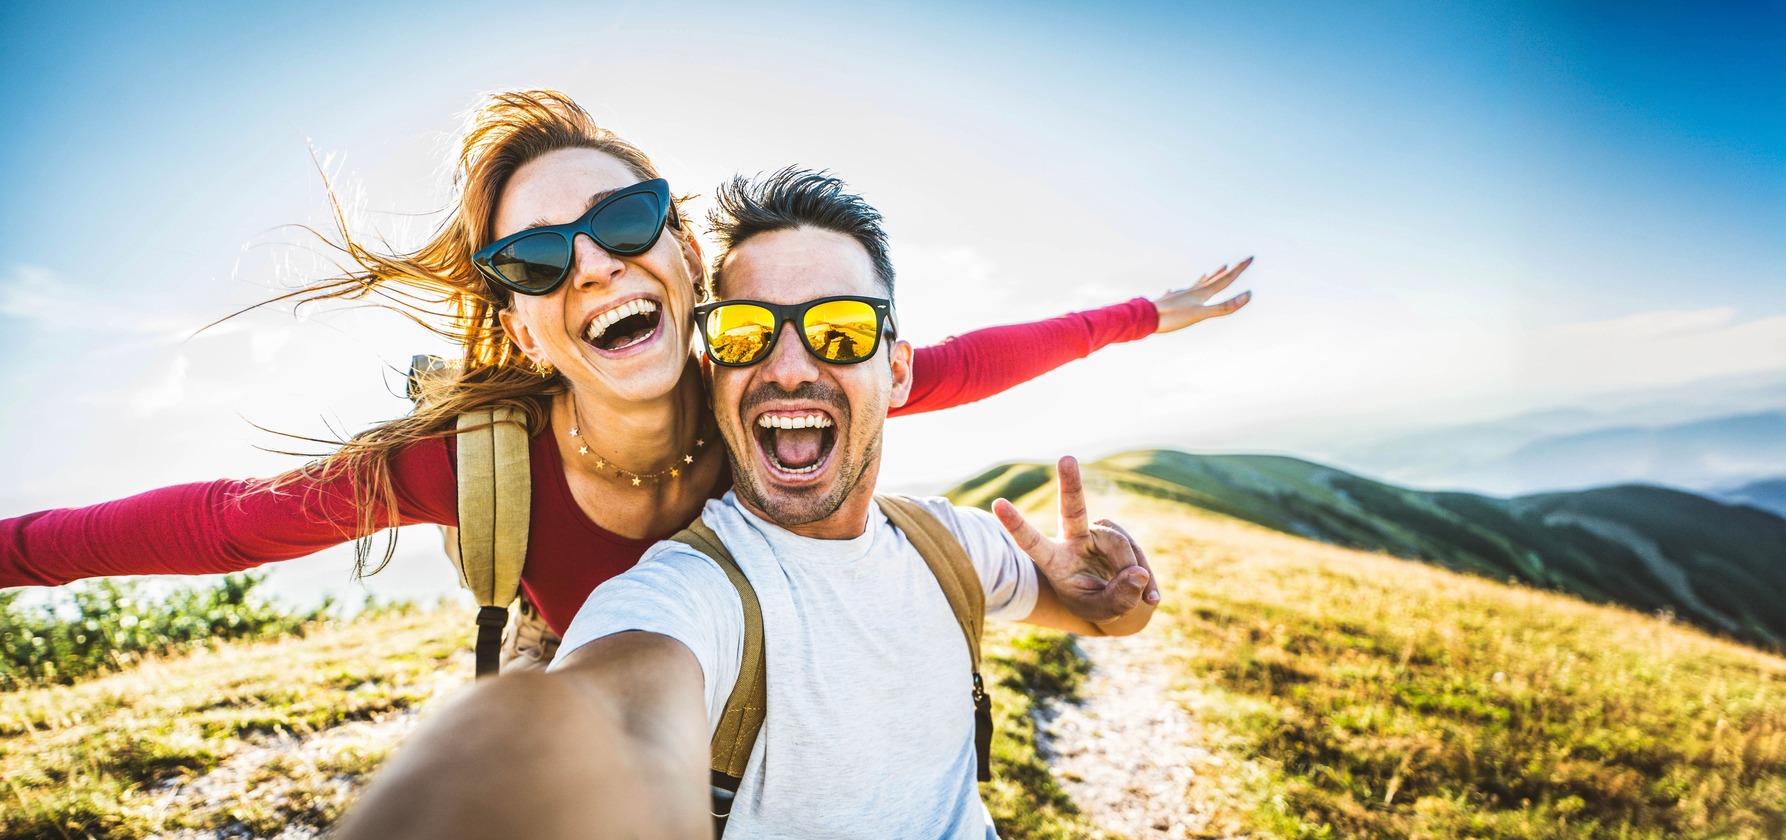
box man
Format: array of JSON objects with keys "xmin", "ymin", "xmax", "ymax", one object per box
[{"xmin": 336, "ymin": 168, "xmax": 1160, "ymax": 840}]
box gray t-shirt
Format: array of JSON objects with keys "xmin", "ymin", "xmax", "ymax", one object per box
[{"xmin": 553, "ymin": 492, "xmax": 1039, "ymax": 839}]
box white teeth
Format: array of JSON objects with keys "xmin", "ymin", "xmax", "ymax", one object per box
[
  {"xmin": 585, "ymin": 299, "xmax": 659, "ymax": 342},
  {"xmin": 756, "ymin": 414, "xmax": 833, "ymax": 430}
]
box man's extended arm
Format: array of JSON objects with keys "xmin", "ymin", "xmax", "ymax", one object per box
[{"xmin": 333, "ymin": 631, "xmax": 710, "ymax": 840}]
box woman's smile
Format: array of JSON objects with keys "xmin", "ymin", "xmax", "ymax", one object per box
[{"xmin": 582, "ymin": 296, "xmax": 662, "ymax": 353}]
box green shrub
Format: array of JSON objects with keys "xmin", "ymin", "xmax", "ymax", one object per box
[{"xmin": 0, "ymin": 572, "xmax": 326, "ymax": 690}]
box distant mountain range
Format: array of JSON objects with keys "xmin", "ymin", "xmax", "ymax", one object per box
[
  {"xmin": 1718, "ymin": 478, "xmax": 1786, "ymax": 519},
  {"xmin": 1330, "ymin": 409, "xmax": 1786, "ymax": 497},
  {"xmin": 949, "ymin": 449, "xmax": 1786, "ymax": 650},
  {"xmin": 1319, "ymin": 371, "xmax": 1786, "ymax": 496}
]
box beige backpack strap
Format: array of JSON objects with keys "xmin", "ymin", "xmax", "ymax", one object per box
[
  {"xmin": 876, "ymin": 493, "xmax": 995, "ymax": 782},
  {"xmin": 451, "ymin": 406, "xmax": 532, "ymax": 677},
  {"xmin": 668, "ymin": 519, "xmax": 765, "ymax": 834}
]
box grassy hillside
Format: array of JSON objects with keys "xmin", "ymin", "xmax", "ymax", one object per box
[
  {"xmin": 986, "ymin": 481, "xmax": 1786, "ymax": 839},
  {"xmin": 7, "ymin": 466, "xmax": 1783, "ymax": 838},
  {"xmin": 962, "ymin": 450, "xmax": 1786, "ymax": 649},
  {"xmin": 0, "ymin": 605, "xmax": 1100, "ymax": 840},
  {"xmin": 0, "ymin": 608, "xmax": 474, "ymax": 839}
]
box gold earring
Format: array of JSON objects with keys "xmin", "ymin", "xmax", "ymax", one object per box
[{"xmin": 535, "ymin": 360, "xmax": 555, "ymax": 378}]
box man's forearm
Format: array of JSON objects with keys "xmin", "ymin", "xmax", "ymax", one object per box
[
  {"xmin": 1088, "ymin": 599, "xmax": 1156, "ymax": 636},
  {"xmin": 1023, "ymin": 567, "xmax": 1157, "ymax": 637},
  {"xmin": 334, "ymin": 632, "xmax": 710, "ymax": 840}
]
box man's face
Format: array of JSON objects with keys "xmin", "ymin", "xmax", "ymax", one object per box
[{"xmin": 708, "ymin": 226, "xmax": 913, "ymax": 538}]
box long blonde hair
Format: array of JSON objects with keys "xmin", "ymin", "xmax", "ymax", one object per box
[{"xmin": 268, "ymin": 90, "xmax": 686, "ymax": 576}]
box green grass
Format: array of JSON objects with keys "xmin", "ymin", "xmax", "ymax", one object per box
[
  {"xmin": 0, "ymin": 607, "xmax": 472, "ymax": 840},
  {"xmin": 17, "ymin": 472, "xmax": 1785, "ymax": 838},
  {"xmin": 0, "ymin": 603, "xmax": 1097, "ymax": 840},
  {"xmin": 980, "ymin": 627, "xmax": 1112, "ymax": 839},
  {"xmin": 1085, "ymin": 490, "xmax": 1786, "ymax": 839}
]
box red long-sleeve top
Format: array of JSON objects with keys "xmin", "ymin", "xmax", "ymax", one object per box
[{"xmin": 2, "ymin": 299, "xmax": 1158, "ymax": 633}]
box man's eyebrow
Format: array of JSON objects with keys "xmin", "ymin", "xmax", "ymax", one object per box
[{"xmin": 521, "ymin": 187, "xmax": 625, "ymax": 232}]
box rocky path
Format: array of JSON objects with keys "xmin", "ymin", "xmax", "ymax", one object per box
[{"xmin": 1036, "ymin": 630, "xmax": 1251, "ymax": 840}]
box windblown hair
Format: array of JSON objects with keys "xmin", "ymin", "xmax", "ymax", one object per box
[
  {"xmin": 706, "ymin": 167, "xmax": 895, "ymax": 299},
  {"xmin": 265, "ymin": 90, "xmax": 686, "ymax": 577}
]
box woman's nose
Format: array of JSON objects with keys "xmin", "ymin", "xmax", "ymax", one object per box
[{"xmin": 568, "ymin": 234, "xmax": 624, "ymax": 289}]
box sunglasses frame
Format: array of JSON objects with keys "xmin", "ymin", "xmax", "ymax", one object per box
[
  {"xmin": 471, "ymin": 178, "xmax": 674, "ymax": 296},
  {"xmin": 693, "ymin": 295, "xmax": 899, "ymax": 368}
]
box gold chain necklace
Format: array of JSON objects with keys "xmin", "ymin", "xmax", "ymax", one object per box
[{"xmin": 567, "ymin": 398, "xmax": 707, "ymax": 487}]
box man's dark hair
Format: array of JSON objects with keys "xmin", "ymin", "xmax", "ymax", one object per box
[{"xmin": 706, "ymin": 167, "xmax": 894, "ymax": 298}]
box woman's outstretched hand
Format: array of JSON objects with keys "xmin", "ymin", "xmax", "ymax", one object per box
[{"xmin": 1152, "ymin": 256, "xmax": 1254, "ymax": 334}]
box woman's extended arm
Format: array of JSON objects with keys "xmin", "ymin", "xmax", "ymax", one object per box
[
  {"xmin": 894, "ymin": 260, "xmax": 1254, "ymax": 416},
  {"xmin": 895, "ymin": 297, "xmax": 1158, "ymax": 416},
  {"xmin": 0, "ymin": 438, "xmax": 458, "ymax": 588}
]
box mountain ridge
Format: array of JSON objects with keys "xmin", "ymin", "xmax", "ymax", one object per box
[{"xmin": 950, "ymin": 448, "xmax": 1786, "ymax": 650}]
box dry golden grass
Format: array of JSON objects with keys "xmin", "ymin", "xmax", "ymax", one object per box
[
  {"xmin": 0, "ymin": 606, "xmax": 1095, "ymax": 840},
  {"xmin": 0, "ymin": 608, "xmax": 472, "ymax": 839},
  {"xmin": 1075, "ymin": 486, "xmax": 1786, "ymax": 839},
  {"xmin": 8, "ymin": 481, "xmax": 1783, "ymax": 839}
]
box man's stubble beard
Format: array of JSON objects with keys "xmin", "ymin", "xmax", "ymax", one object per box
[
  {"xmin": 733, "ymin": 429, "xmax": 881, "ymax": 528},
  {"xmin": 723, "ymin": 384, "xmax": 888, "ymax": 529}
]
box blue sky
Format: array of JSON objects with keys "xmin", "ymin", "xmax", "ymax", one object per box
[{"xmin": 2, "ymin": 1, "xmax": 1782, "ymax": 603}]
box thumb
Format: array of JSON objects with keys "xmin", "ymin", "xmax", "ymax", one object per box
[
  {"xmin": 1092, "ymin": 567, "xmax": 1150, "ymax": 620},
  {"xmin": 1118, "ymin": 566, "xmax": 1151, "ymax": 602}
]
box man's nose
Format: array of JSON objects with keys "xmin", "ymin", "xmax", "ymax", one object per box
[
  {"xmin": 568, "ymin": 234, "xmax": 624, "ymax": 289},
  {"xmin": 757, "ymin": 320, "xmax": 821, "ymax": 390}
]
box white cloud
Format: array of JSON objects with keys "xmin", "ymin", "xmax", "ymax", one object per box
[
  {"xmin": 1519, "ymin": 308, "xmax": 1786, "ymax": 401},
  {"xmin": 1549, "ymin": 307, "xmax": 1741, "ymax": 341},
  {"xmin": 0, "ymin": 265, "xmax": 220, "ymax": 343}
]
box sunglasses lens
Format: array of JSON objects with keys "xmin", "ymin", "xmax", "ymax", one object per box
[
  {"xmin": 704, "ymin": 303, "xmax": 777, "ymax": 365},
  {"xmin": 803, "ymin": 300, "xmax": 880, "ymax": 362},
  {"xmin": 488, "ymin": 232, "xmax": 570, "ymax": 293},
  {"xmin": 592, "ymin": 192, "xmax": 665, "ymax": 254}
]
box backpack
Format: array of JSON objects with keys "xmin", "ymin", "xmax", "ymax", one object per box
[
  {"xmin": 407, "ymin": 357, "xmax": 994, "ymax": 834},
  {"xmin": 669, "ymin": 495, "xmax": 994, "ymax": 836},
  {"xmin": 407, "ymin": 355, "xmax": 533, "ymax": 677}
]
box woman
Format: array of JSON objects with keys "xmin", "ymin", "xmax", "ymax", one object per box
[{"xmin": 0, "ymin": 90, "xmax": 1251, "ymax": 661}]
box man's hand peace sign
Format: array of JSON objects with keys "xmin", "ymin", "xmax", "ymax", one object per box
[{"xmin": 992, "ymin": 456, "xmax": 1160, "ymax": 629}]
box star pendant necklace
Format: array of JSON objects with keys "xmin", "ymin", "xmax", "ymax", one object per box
[{"xmin": 567, "ymin": 397, "xmax": 707, "ymax": 488}]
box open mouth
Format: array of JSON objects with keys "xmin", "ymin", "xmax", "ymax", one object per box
[
  {"xmin": 754, "ymin": 412, "xmax": 837, "ymax": 476},
  {"xmin": 584, "ymin": 298, "xmax": 662, "ymax": 353}
]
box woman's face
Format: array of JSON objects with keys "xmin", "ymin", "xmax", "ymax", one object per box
[{"xmin": 493, "ymin": 147, "xmax": 701, "ymax": 405}]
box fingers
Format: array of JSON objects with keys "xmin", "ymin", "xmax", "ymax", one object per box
[
  {"xmin": 1193, "ymin": 256, "xmax": 1252, "ymax": 296},
  {"xmin": 1098, "ymin": 519, "xmax": 1160, "ymax": 605},
  {"xmin": 992, "ymin": 498, "xmax": 1053, "ymax": 564},
  {"xmin": 1190, "ymin": 265, "xmax": 1227, "ymax": 293},
  {"xmin": 1056, "ymin": 456, "xmax": 1090, "ymax": 541},
  {"xmin": 1090, "ymin": 565, "xmax": 1151, "ymax": 621},
  {"xmin": 1152, "ymin": 256, "xmax": 1256, "ymax": 335},
  {"xmin": 1217, "ymin": 290, "xmax": 1252, "ymax": 315}
]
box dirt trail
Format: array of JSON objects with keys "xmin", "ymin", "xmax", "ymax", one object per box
[{"xmin": 1036, "ymin": 630, "xmax": 1251, "ymax": 840}]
